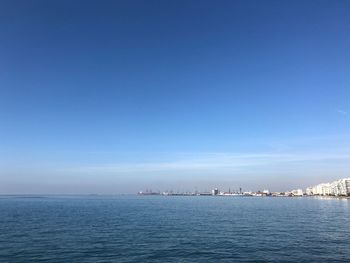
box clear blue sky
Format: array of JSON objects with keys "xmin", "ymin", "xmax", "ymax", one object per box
[{"xmin": 1, "ymin": 0, "xmax": 350, "ymax": 194}]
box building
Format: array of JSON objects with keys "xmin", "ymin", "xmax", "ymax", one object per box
[
  {"xmin": 306, "ymin": 178, "xmax": 350, "ymax": 196},
  {"xmin": 305, "ymin": 187, "xmax": 313, "ymax": 195},
  {"xmin": 291, "ymin": 189, "xmax": 303, "ymax": 196},
  {"xmin": 212, "ymin": 188, "xmax": 219, "ymax": 195},
  {"xmin": 262, "ymin": 189, "xmax": 270, "ymax": 195},
  {"xmin": 329, "ymin": 178, "xmax": 350, "ymax": 196}
]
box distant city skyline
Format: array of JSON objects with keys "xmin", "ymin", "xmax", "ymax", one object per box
[{"xmin": 1, "ymin": 0, "xmax": 350, "ymax": 194}]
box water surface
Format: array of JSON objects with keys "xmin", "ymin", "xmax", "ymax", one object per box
[{"xmin": 0, "ymin": 195, "xmax": 349, "ymax": 262}]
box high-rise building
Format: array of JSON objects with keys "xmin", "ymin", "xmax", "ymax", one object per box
[{"xmin": 306, "ymin": 178, "xmax": 350, "ymax": 196}]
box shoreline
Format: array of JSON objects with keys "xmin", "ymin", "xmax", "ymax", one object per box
[{"xmin": 138, "ymin": 193, "xmax": 350, "ymax": 199}]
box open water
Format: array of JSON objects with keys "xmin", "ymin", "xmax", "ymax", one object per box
[{"xmin": 0, "ymin": 195, "xmax": 349, "ymax": 262}]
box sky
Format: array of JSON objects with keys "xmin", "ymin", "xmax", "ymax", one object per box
[{"xmin": 1, "ymin": 0, "xmax": 350, "ymax": 194}]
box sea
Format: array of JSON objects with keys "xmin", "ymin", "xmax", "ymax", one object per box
[{"xmin": 0, "ymin": 195, "xmax": 349, "ymax": 262}]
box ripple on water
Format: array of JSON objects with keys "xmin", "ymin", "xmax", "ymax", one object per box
[{"xmin": 0, "ymin": 196, "xmax": 349, "ymax": 262}]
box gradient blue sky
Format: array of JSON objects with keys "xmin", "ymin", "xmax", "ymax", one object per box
[{"xmin": 1, "ymin": 0, "xmax": 350, "ymax": 194}]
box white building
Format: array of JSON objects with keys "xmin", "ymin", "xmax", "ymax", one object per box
[
  {"xmin": 329, "ymin": 178, "xmax": 350, "ymax": 196},
  {"xmin": 262, "ymin": 189, "xmax": 270, "ymax": 195},
  {"xmin": 306, "ymin": 187, "xmax": 313, "ymax": 195},
  {"xmin": 291, "ymin": 189, "xmax": 303, "ymax": 196},
  {"xmin": 306, "ymin": 178, "xmax": 350, "ymax": 196}
]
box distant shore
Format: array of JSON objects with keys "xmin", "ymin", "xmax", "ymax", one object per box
[{"xmin": 137, "ymin": 193, "xmax": 350, "ymax": 199}]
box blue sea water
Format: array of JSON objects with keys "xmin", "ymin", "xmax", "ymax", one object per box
[{"xmin": 0, "ymin": 195, "xmax": 349, "ymax": 262}]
